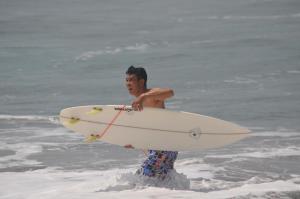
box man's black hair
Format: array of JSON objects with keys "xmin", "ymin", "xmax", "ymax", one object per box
[{"xmin": 126, "ymin": 65, "xmax": 147, "ymax": 88}]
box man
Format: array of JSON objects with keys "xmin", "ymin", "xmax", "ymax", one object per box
[{"xmin": 124, "ymin": 65, "xmax": 178, "ymax": 179}]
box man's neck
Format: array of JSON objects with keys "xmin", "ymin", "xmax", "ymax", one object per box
[{"xmin": 135, "ymin": 87, "xmax": 148, "ymax": 97}]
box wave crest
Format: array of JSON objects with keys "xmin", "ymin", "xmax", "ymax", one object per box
[
  {"xmin": 76, "ymin": 43, "xmax": 149, "ymax": 61},
  {"xmin": 0, "ymin": 115, "xmax": 59, "ymax": 125}
]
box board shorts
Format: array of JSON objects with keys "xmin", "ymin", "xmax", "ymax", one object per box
[{"xmin": 137, "ymin": 150, "xmax": 178, "ymax": 179}]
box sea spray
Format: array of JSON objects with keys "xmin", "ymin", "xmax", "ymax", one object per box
[{"xmin": 98, "ymin": 169, "xmax": 190, "ymax": 191}]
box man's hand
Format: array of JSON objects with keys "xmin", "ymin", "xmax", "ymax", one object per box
[
  {"xmin": 131, "ymin": 95, "xmax": 145, "ymax": 111},
  {"xmin": 124, "ymin": 144, "xmax": 135, "ymax": 149}
]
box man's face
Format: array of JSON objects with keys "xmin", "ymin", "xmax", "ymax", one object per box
[{"xmin": 125, "ymin": 74, "xmax": 144, "ymax": 96}]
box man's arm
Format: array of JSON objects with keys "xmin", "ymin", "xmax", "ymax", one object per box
[
  {"xmin": 132, "ymin": 88, "xmax": 174, "ymax": 110},
  {"xmin": 142, "ymin": 88, "xmax": 174, "ymax": 101}
]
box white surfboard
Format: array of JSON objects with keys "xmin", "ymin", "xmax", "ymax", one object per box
[{"xmin": 59, "ymin": 105, "xmax": 250, "ymax": 151}]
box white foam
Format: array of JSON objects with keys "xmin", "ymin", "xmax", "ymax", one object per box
[
  {"xmin": 76, "ymin": 43, "xmax": 149, "ymax": 61},
  {"xmin": 124, "ymin": 43, "xmax": 148, "ymax": 51},
  {"xmin": 247, "ymin": 127, "xmax": 300, "ymax": 137},
  {"xmin": 0, "ymin": 127, "xmax": 78, "ymax": 139},
  {"xmin": 0, "ymin": 168, "xmax": 299, "ymax": 199},
  {"xmin": 189, "ymin": 175, "xmax": 272, "ymax": 192},
  {"xmin": 206, "ymin": 146, "xmax": 300, "ymax": 159},
  {"xmin": 0, "ymin": 142, "xmax": 43, "ymax": 169},
  {"xmin": 176, "ymin": 158, "xmax": 216, "ymax": 179},
  {"xmin": 99, "ymin": 170, "xmax": 190, "ymax": 191},
  {"xmin": 0, "ymin": 114, "xmax": 59, "ymax": 125},
  {"xmin": 0, "ymin": 114, "xmax": 50, "ymax": 121},
  {"xmin": 0, "ymin": 127, "xmax": 77, "ymax": 169},
  {"xmin": 252, "ymin": 130, "xmax": 300, "ymax": 137},
  {"xmin": 32, "ymin": 127, "xmax": 79, "ymax": 138},
  {"xmin": 224, "ymin": 77, "xmax": 258, "ymax": 84},
  {"xmin": 75, "ymin": 48, "xmax": 122, "ymax": 61}
]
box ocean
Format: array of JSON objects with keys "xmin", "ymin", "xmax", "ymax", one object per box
[{"xmin": 0, "ymin": 0, "xmax": 300, "ymax": 198}]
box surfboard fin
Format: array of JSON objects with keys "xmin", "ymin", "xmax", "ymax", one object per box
[
  {"xmin": 86, "ymin": 107, "xmax": 103, "ymax": 115},
  {"xmin": 85, "ymin": 134, "xmax": 99, "ymax": 143},
  {"xmin": 63, "ymin": 117, "xmax": 80, "ymax": 126}
]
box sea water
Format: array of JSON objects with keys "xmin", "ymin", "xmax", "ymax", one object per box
[{"xmin": 0, "ymin": 0, "xmax": 300, "ymax": 198}]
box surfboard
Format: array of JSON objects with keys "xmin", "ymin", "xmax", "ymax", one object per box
[{"xmin": 59, "ymin": 105, "xmax": 250, "ymax": 151}]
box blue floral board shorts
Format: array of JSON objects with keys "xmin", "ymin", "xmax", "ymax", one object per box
[{"xmin": 137, "ymin": 150, "xmax": 178, "ymax": 179}]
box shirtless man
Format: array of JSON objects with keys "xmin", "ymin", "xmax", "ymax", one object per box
[{"xmin": 125, "ymin": 66, "xmax": 178, "ymax": 179}]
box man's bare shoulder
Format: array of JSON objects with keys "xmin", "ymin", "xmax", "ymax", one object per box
[
  {"xmin": 142, "ymin": 87, "xmax": 174, "ymax": 109},
  {"xmin": 146, "ymin": 87, "xmax": 174, "ymax": 93}
]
